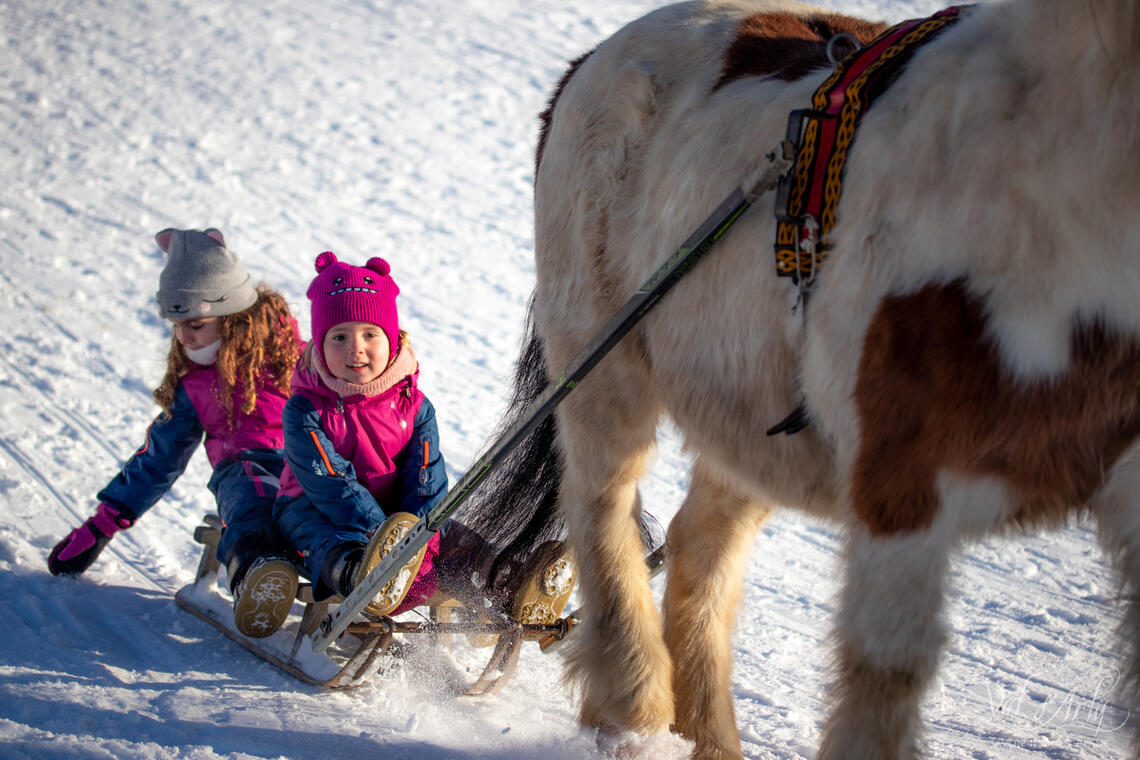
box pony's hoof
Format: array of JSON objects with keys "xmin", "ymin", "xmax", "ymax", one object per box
[{"xmin": 595, "ymin": 727, "xmax": 693, "ymax": 759}]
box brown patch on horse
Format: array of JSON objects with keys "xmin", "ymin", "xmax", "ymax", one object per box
[
  {"xmin": 715, "ymin": 12, "xmax": 887, "ymax": 90},
  {"xmin": 852, "ymin": 279, "xmax": 1140, "ymax": 535},
  {"xmin": 536, "ymin": 51, "xmax": 594, "ymax": 176}
]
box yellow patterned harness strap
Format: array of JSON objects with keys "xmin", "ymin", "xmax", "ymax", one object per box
[{"xmin": 773, "ymin": 6, "xmax": 970, "ymax": 288}]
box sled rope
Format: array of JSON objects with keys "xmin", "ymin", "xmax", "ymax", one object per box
[
  {"xmin": 310, "ymin": 150, "xmax": 793, "ymax": 653},
  {"xmin": 774, "ymin": 6, "xmax": 970, "ymax": 290}
]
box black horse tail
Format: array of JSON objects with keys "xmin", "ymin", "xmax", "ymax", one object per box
[
  {"xmin": 453, "ymin": 297, "xmax": 668, "ymax": 600},
  {"xmin": 455, "ymin": 298, "xmax": 566, "ymax": 596}
]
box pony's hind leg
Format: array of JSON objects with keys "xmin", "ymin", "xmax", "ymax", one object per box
[
  {"xmin": 554, "ymin": 343, "xmax": 674, "ymax": 739},
  {"xmin": 663, "ymin": 459, "xmax": 775, "ymax": 760},
  {"xmin": 818, "ymin": 525, "xmax": 952, "ymax": 760},
  {"xmin": 1091, "ymin": 441, "xmax": 1140, "ymax": 752}
]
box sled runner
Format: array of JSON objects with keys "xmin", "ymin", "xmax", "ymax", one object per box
[{"xmin": 175, "ymin": 514, "xmax": 579, "ymax": 692}]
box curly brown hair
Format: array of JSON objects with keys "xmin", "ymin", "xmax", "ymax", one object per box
[{"xmin": 153, "ymin": 285, "xmax": 302, "ymax": 424}]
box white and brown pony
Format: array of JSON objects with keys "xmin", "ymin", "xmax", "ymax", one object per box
[{"xmin": 460, "ymin": 0, "xmax": 1140, "ymax": 757}]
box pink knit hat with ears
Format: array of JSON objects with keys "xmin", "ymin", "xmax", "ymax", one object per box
[{"xmin": 307, "ymin": 251, "xmax": 401, "ymax": 365}]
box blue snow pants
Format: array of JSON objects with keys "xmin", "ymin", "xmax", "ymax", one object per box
[{"xmin": 208, "ymin": 449, "xmax": 287, "ymax": 571}]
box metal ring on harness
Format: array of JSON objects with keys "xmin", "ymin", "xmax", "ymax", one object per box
[{"xmin": 826, "ymin": 33, "xmax": 861, "ymax": 65}]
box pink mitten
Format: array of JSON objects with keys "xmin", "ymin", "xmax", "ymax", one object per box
[{"xmin": 48, "ymin": 503, "xmax": 134, "ymax": 576}]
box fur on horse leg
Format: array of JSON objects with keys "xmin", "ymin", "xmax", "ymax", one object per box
[
  {"xmin": 1092, "ymin": 441, "xmax": 1140, "ymax": 753},
  {"xmin": 555, "ymin": 350, "xmax": 674, "ymax": 737},
  {"xmin": 564, "ymin": 455, "xmax": 675, "ymax": 735},
  {"xmin": 663, "ymin": 459, "xmax": 773, "ymax": 760},
  {"xmin": 817, "ymin": 527, "xmax": 951, "ymax": 760}
]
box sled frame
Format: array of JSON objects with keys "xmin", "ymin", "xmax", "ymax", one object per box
[{"xmin": 175, "ymin": 514, "xmax": 574, "ymax": 692}]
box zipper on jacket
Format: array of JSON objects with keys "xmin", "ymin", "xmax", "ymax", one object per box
[{"xmin": 336, "ymin": 398, "xmax": 344, "ymax": 414}]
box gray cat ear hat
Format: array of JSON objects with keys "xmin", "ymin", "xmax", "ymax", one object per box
[{"xmin": 154, "ymin": 228, "xmax": 258, "ymax": 320}]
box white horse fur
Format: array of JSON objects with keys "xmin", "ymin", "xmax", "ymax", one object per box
[{"xmin": 482, "ymin": 0, "xmax": 1140, "ymax": 757}]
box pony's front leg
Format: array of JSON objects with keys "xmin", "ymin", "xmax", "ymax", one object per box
[
  {"xmin": 556, "ymin": 353, "xmax": 674, "ymax": 739},
  {"xmin": 663, "ymin": 459, "xmax": 774, "ymax": 760},
  {"xmin": 818, "ymin": 525, "xmax": 952, "ymax": 760},
  {"xmin": 1091, "ymin": 441, "xmax": 1140, "ymax": 753}
]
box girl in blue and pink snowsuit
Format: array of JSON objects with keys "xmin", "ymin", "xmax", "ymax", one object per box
[
  {"xmin": 48, "ymin": 228, "xmax": 303, "ymax": 616},
  {"xmin": 268, "ymin": 252, "xmax": 449, "ymax": 631}
]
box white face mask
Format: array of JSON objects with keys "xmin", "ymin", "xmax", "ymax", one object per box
[{"xmin": 184, "ymin": 338, "xmax": 222, "ymax": 365}]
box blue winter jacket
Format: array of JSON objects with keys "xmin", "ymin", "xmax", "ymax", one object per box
[
  {"xmin": 270, "ymin": 340, "xmax": 449, "ymax": 593},
  {"xmin": 98, "ymin": 384, "xmax": 203, "ymax": 519},
  {"xmin": 97, "ymin": 362, "xmax": 291, "ymax": 519},
  {"xmin": 272, "ymin": 393, "xmax": 448, "ymax": 535}
]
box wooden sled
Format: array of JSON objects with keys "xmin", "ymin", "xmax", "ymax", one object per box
[{"xmin": 174, "ymin": 514, "xmax": 577, "ymax": 692}]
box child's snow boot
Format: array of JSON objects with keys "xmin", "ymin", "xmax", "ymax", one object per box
[
  {"xmin": 357, "ymin": 512, "xmax": 430, "ymax": 616},
  {"xmin": 320, "ymin": 541, "xmax": 366, "ymax": 599},
  {"xmin": 510, "ymin": 540, "xmax": 576, "ymax": 626},
  {"xmin": 232, "ymin": 555, "xmax": 299, "ymax": 638}
]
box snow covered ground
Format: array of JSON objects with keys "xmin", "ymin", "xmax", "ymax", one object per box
[{"xmin": 0, "ymin": 0, "xmax": 1133, "ymax": 757}]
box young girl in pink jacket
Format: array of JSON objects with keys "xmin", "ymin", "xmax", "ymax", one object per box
[
  {"xmin": 48, "ymin": 228, "xmax": 304, "ymax": 639},
  {"xmin": 268, "ymin": 252, "xmax": 449, "ymax": 634}
]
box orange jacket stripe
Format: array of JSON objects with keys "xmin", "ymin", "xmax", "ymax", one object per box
[{"xmin": 310, "ymin": 430, "xmax": 337, "ymax": 475}]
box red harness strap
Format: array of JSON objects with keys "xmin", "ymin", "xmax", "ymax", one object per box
[{"xmin": 774, "ymin": 6, "xmax": 970, "ymax": 289}]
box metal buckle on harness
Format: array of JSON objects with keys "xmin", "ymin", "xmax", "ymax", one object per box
[
  {"xmin": 826, "ymin": 32, "xmax": 862, "ymax": 66},
  {"xmin": 774, "ymin": 108, "xmax": 829, "ymax": 300},
  {"xmin": 773, "ymin": 108, "xmax": 810, "ymax": 226}
]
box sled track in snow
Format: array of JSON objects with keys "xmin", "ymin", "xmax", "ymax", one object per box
[{"xmin": 0, "ymin": 432, "xmax": 166, "ymax": 592}]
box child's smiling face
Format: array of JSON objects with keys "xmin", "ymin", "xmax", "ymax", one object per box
[{"xmin": 322, "ymin": 321, "xmax": 390, "ymax": 385}]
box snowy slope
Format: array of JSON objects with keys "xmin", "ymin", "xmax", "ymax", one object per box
[{"xmin": 0, "ymin": 0, "xmax": 1131, "ymax": 757}]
